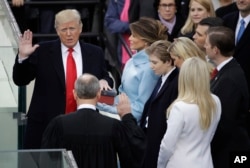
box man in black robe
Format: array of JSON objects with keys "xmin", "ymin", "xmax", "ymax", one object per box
[{"xmin": 41, "ymin": 73, "xmax": 145, "ymax": 168}]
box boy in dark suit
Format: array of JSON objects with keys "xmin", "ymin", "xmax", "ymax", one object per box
[{"xmin": 140, "ymin": 40, "xmax": 179, "ymax": 168}]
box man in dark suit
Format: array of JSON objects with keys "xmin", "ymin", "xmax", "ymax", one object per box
[
  {"xmin": 42, "ymin": 73, "xmax": 145, "ymax": 168},
  {"xmin": 13, "ymin": 9, "xmax": 113, "ymax": 149},
  {"xmin": 140, "ymin": 40, "xmax": 179, "ymax": 168},
  {"xmin": 204, "ymin": 26, "xmax": 250, "ymax": 168},
  {"xmin": 223, "ymin": 0, "xmax": 250, "ymax": 136},
  {"xmin": 223, "ymin": 0, "xmax": 250, "ymax": 129}
]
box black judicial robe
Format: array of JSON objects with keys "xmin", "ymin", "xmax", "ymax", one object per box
[{"xmin": 42, "ymin": 108, "xmax": 146, "ymax": 168}]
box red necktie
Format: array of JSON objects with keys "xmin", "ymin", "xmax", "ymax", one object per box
[
  {"xmin": 211, "ymin": 68, "xmax": 218, "ymax": 79},
  {"xmin": 65, "ymin": 48, "xmax": 77, "ymax": 113}
]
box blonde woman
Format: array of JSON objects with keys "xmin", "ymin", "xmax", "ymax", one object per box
[
  {"xmin": 168, "ymin": 37, "xmax": 206, "ymax": 68},
  {"xmin": 168, "ymin": 37, "xmax": 214, "ymax": 75},
  {"xmin": 157, "ymin": 57, "xmax": 221, "ymax": 168},
  {"xmin": 179, "ymin": 0, "xmax": 215, "ymax": 39}
]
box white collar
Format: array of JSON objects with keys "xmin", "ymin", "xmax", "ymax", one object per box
[
  {"xmin": 216, "ymin": 57, "xmax": 233, "ymax": 71},
  {"xmin": 78, "ymin": 104, "xmax": 96, "ymax": 110},
  {"xmin": 61, "ymin": 41, "xmax": 81, "ymax": 55}
]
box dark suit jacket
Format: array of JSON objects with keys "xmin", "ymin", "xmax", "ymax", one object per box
[
  {"xmin": 216, "ymin": 2, "xmax": 238, "ymax": 18},
  {"xmin": 210, "ymin": 59, "xmax": 250, "ymax": 168},
  {"xmin": 13, "ymin": 39, "xmax": 113, "ymax": 148},
  {"xmin": 156, "ymin": 14, "xmax": 185, "ymax": 42},
  {"xmin": 42, "ymin": 108, "xmax": 146, "ymax": 168},
  {"xmin": 223, "ymin": 12, "xmax": 250, "ymax": 107},
  {"xmin": 223, "ymin": 11, "xmax": 250, "ymax": 137},
  {"xmin": 140, "ymin": 68, "xmax": 179, "ymax": 168}
]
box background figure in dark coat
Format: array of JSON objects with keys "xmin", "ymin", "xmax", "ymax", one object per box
[
  {"xmin": 140, "ymin": 0, "xmax": 189, "ymax": 20},
  {"xmin": 215, "ymin": 2, "xmax": 238, "ymax": 18},
  {"xmin": 42, "ymin": 74, "xmax": 146, "ymax": 168},
  {"xmin": 13, "ymin": 9, "xmax": 113, "ymax": 149},
  {"xmin": 140, "ymin": 40, "xmax": 179, "ymax": 168},
  {"xmin": 153, "ymin": 0, "xmax": 185, "ymax": 42},
  {"xmin": 104, "ymin": 0, "xmax": 140, "ymax": 67},
  {"xmin": 223, "ymin": 0, "xmax": 250, "ymax": 135},
  {"xmin": 205, "ymin": 26, "xmax": 250, "ymax": 168}
]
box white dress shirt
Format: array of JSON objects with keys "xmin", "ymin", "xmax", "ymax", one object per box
[{"xmin": 61, "ymin": 42, "xmax": 83, "ymax": 79}]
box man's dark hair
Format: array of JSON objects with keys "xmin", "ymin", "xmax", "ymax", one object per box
[
  {"xmin": 199, "ymin": 17, "xmax": 224, "ymax": 27},
  {"xmin": 207, "ymin": 26, "xmax": 235, "ymax": 57}
]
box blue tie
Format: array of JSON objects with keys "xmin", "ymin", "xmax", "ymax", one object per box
[
  {"xmin": 237, "ymin": 19, "xmax": 245, "ymax": 43},
  {"xmin": 151, "ymin": 77, "xmax": 162, "ymax": 98}
]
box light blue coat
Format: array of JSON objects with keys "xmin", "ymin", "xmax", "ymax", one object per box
[{"xmin": 97, "ymin": 50, "xmax": 159, "ymax": 123}]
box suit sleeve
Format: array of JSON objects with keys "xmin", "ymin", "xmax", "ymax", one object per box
[
  {"xmin": 211, "ymin": 76, "xmax": 248, "ymax": 149},
  {"xmin": 157, "ymin": 103, "xmax": 184, "ymax": 168},
  {"xmin": 104, "ymin": 0, "xmax": 130, "ymax": 33},
  {"xmin": 41, "ymin": 115, "xmax": 64, "ymax": 149},
  {"xmin": 83, "ymin": 43, "xmax": 114, "ymax": 88},
  {"xmin": 113, "ymin": 114, "xmax": 146, "ymax": 168},
  {"xmin": 12, "ymin": 54, "xmax": 36, "ymax": 86}
]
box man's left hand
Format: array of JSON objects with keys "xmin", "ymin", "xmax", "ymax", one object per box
[{"xmin": 99, "ymin": 79, "xmax": 112, "ymax": 90}]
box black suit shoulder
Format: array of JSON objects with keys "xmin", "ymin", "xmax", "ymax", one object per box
[
  {"xmin": 216, "ymin": 2, "xmax": 238, "ymax": 18},
  {"xmin": 170, "ymin": 14, "xmax": 185, "ymax": 41},
  {"xmin": 211, "ymin": 59, "xmax": 250, "ymax": 168},
  {"xmin": 79, "ymin": 41, "xmax": 113, "ymax": 87},
  {"xmin": 212, "ymin": 59, "xmax": 247, "ymax": 88},
  {"xmin": 223, "ymin": 11, "xmax": 239, "ymax": 30},
  {"xmin": 155, "ymin": 14, "xmax": 185, "ymax": 42},
  {"xmin": 80, "ymin": 40, "xmax": 102, "ymax": 51}
]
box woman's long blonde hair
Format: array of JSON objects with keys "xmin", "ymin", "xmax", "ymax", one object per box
[
  {"xmin": 181, "ymin": 0, "xmax": 215, "ymax": 35},
  {"xmin": 168, "ymin": 37, "xmax": 214, "ymax": 72},
  {"xmin": 168, "ymin": 37, "xmax": 206, "ymax": 61},
  {"xmin": 167, "ymin": 57, "xmax": 217, "ymax": 130}
]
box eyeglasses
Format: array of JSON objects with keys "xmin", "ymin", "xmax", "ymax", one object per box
[{"xmin": 159, "ymin": 3, "xmax": 176, "ymax": 9}]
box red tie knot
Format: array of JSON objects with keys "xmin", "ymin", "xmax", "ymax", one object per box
[
  {"xmin": 211, "ymin": 68, "xmax": 218, "ymax": 79},
  {"xmin": 68, "ymin": 48, "xmax": 74, "ymax": 53}
]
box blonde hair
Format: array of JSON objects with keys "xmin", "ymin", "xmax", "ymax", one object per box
[
  {"xmin": 54, "ymin": 9, "xmax": 83, "ymax": 29},
  {"xmin": 168, "ymin": 37, "xmax": 206, "ymax": 61},
  {"xmin": 167, "ymin": 57, "xmax": 217, "ymax": 130},
  {"xmin": 181, "ymin": 0, "xmax": 215, "ymax": 35},
  {"xmin": 168, "ymin": 37, "xmax": 214, "ymax": 76}
]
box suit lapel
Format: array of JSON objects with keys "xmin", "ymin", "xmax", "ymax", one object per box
[
  {"xmin": 230, "ymin": 13, "xmax": 238, "ymax": 31},
  {"xmin": 230, "ymin": 12, "xmax": 250, "ymax": 54},
  {"xmin": 80, "ymin": 41, "xmax": 87, "ymax": 73},
  {"xmin": 51, "ymin": 40, "xmax": 66, "ymax": 89},
  {"xmin": 236, "ymin": 22, "xmax": 250, "ymax": 49},
  {"xmin": 210, "ymin": 59, "xmax": 235, "ymax": 89},
  {"xmin": 154, "ymin": 68, "xmax": 178, "ymax": 99}
]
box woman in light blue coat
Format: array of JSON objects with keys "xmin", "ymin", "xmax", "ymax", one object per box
[{"xmin": 98, "ymin": 17, "xmax": 168, "ymax": 124}]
